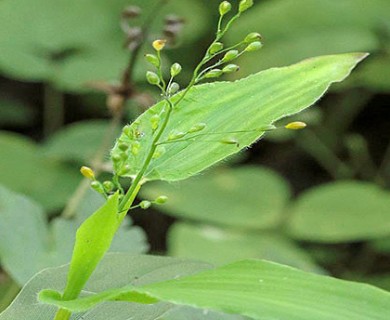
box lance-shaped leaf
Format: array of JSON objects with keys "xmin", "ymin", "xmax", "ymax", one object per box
[
  {"xmin": 40, "ymin": 259, "xmax": 390, "ymax": 320},
  {"xmin": 60, "ymin": 193, "xmax": 121, "ymax": 300},
  {"xmin": 112, "ymin": 53, "xmax": 367, "ymax": 182}
]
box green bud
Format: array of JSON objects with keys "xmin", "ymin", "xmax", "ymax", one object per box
[
  {"xmin": 245, "ymin": 41, "xmax": 263, "ymax": 52},
  {"xmin": 118, "ymin": 142, "xmax": 129, "ymax": 151},
  {"xmin": 120, "ymin": 152, "xmax": 128, "ymax": 160},
  {"xmin": 239, "ymin": 0, "xmax": 253, "ymax": 12},
  {"xmin": 155, "ymin": 195, "xmax": 168, "ymax": 204},
  {"xmin": 123, "ymin": 125, "xmax": 132, "ymax": 136},
  {"xmin": 222, "ymin": 64, "xmax": 239, "ymax": 73},
  {"xmin": 146, "ymin": 71, "xmax": 160, "ymax": 85},
  {"xmin": 170, "ymin": 63, "xmax": 182, "ymax": 77},
  {"xmin": 258, "ymin": 124, "xmax": 277, "ymax": 131},
  {"xmin": 153, "ymin": 145, "xmax": 166, "ymax": 159},
  {"xmin": 219, "ymin": 1, "xmax": 232, "ymax": 16},
  {"xmin": 222, "ymin": 50, "xmax": 239, "ymax": 62},
  {"xmin": 131, "ymin": 141, "xmax": 141, "ymax": 155},
  {"xmin": 168, "ymin": 130, "xmax": 187, "ymax": 141},
  {"xmin": 188, "ymin": 123, "xmax": 207, "ymax": 133},
  {"xmin": 204, "ymin": 69, "xmax": 223, "ymax": 78},
  {"xmin": 208, "ymin": 42, "xmax": 224, "ymax": 54},
  {"xmin": 118, "ymin": 165, "xmax": 131, "ymax": 176},
  {"xmin": 244, "ymin": 32, "xmax": 262, "ymax": 43},
  {"xmin": 145, "ymin": 54, "xmax": 160, "ymax": 67},
  {"xmin": 220, "ymin": 137, "xmax": 239, "ymax": 147},
  {"xmin": 150, "ymin": 114, "xmax": 160, "ymax": 130},
  {"xmin": 168, "ymin": 82, "xmax": 180, "ymax": 95},
  {"xmin": 91, "ymin": 181, "xmax": 105, "ymax": 194},
  {"xmin": 140, "ymin": 200, "xmax": 152, "ymax": 209},
  {"xmin": 103, "ymin": 181, "xmax": 115, "ymax": 192},
  {"xmin": 112, "ymin": 153, "xmax": 121, "ymax": 163}
]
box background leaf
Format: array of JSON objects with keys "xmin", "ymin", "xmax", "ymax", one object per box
[
  {"xmin": 0, "ymin": 186, "xmax": 147, "ymax": 286},
  {"xmin": 287, "ymin": 182, "xmax": 390, "ymax": 242},
  {"xmin": 141, "ymin": 166, "xmax": 290, "ymax": 229},
  {"xmin": 112, "ymin": 53, "xmax": 366, "ymax": 182},
  {"xmin": 0, "ymin": 131, "xmax": 81, "ymax": 212},
  {"xmin": 168, "ymin": 222, "xmax": 322, "ymax": 273},
  {"xmin": 225, "ymin": 0, "xmax": 390, "ymax": 91}
]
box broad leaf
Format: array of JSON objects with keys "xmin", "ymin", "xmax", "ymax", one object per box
[
  {"xmin": 0, "ymin": 254, "xmax": 211, "ymax": 320},
  {"xmin": 0, "ymin": 186, "xmax": 147, "ymax": 285},
  {"xmin": 162, "ymin": 306, "xmax": 251, "ymax": 320},
  {"xmin": 40, "ymin": 259, "xmax": 390, "ymax": 320},
  {"xmin": 0, "ymin": 0, "xmax": 209, "ymax": 91},
  {"xmin": 60, "ymin": 193, "xmax": 121, "ymax": 300},
  {"xmin": 0, "ymin": 131, "xmax": 80, "ymax": 211},
  {"xmin": 225, "ymin": 0, "xmax": 390, "ymax": 91},
  {"xmin": 287, "ymin": 182, "xmax": 390, "ymax": 242},
  {"xmin": 112, "ymin": 53, "xmax": 366, "ymax": 182},
  {"xmin": 42, "ymin": 120, "xmax": 116, "ymax": 163},
  {"xmin": 168, "ymin": 222, "xmax": 322, "ymax": 273},
  {"xmin": 141, "ymin": 166, "xmax": 290, "ymax": 229}
]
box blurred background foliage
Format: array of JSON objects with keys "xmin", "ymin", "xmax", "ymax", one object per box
[{"xmin": 0, "ymin": 0, "xmax": 389, "ymax": 313}]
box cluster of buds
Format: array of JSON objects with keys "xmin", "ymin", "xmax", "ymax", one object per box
[
  {"xmin": 145, "ymin": 39, "xmax": 183, "ymax": 97},
  {"xmin": 80, "ymin": 166, "xmax": 119, "ymax": 198},
  {"xmin": 195, "ymin": 1, "xmax": 262, "ymax": 82},
  {"xmin": 138, "ymin": 195, "xmax": 168, "ymax": 210}
]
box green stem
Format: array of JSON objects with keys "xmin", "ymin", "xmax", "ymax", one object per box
[
  {"xmin": 43, "ymin": 83, "xmax": 64, "ymax": 138},
  {"xmin": 53, "ymin": 308, "xmax": 71, "ymax": 320}
]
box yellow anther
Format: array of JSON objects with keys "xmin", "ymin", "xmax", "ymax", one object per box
[
  {"xmin": 80, "ymin": 166, "xmax": 95, "ymax": 180},
  {"xmin": 152, "ymin": 39, "xmax": 167, "ymax": 51},
  {"xmin": 285, "ymin": 121, "xmax": 307, "ymax": 130}
]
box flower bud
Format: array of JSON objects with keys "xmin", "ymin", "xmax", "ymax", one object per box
[
  {"xmin": 91, "ymin": 181, "xmax": 105, "ymax": 194},
  {"xmin": 150, "ymin": 114, "xmax": 160, "ymax": 130},
  {"xmin": 112, "ymin": 154, "xmax": 121, "ymax": 163},
  {"xmin": 153, "ymin": 145, "xmax": 166, "ymax": 159},
  {"xmin": 188, "ymin": 123, "xmax": 207, "ymax": 133},
  {"xmin": 285, "ymin": 121, "xmax": 307, "ymax": 130},
  {"xmin": 118, "ymin": 143, "xmax": 129, "ymax": 151},
  {"xmin": 244, "ymin": 41, "xmax": 263, "ymax": 52},
  {"xmin": 145, "ymin": 54, "xmax": 160, "ymax": 67},
  {"xmin": 170, "ymin": 63, "xmax": 182, "ymax": 77},
  {"xmin": 239, "ymin": 0, "xmax": 254, "ymax": 13},
  {"xmin": 220, "ymin": 137, "xmax": 239, "ymax": 146},
  {"xmin": 123, "ymin": 125, "xmax": 132, "ymax": 136},
  {"xmin": 168, "ymin": 130, "xmax": 187, "ymax": 141},
  {"xmin": 140, "ymin": 200, "xmax": 152, "ymax": 209},
  {"xmin": 103, "ymin": 181, "xmax": 115, "ymax": 192},
  {"xmin": 155, "ymin": 195, "xmax": 168, "ymax": 204},
  {"xmin": 244, "ymin": 32, "xmax": 262, "ymax": 43},
  {"xmin": 146, "ymin": 71, "xmax": 160, "ymax": 85},
  {"xmin": 80, "ymin": 166, "xmax": 95, "ymax": 180},
  {"xmin": 208, "ymin": 42, "xmax": 224, "ymax": 54},
  {"xmin": 219, "ymin": 1, "xmax": 232, "ymax": 16},
  {"xmin": 131, "ymin": 141, "xmax": 141, "ymax": 155},
  {"xmin": 168, "ymin": 82, "xmax": 180, "ymax": 95},
  {"xmin": 204, "ymin": 69, "xmax": 223, "ymax": 78},
  {"xmin": 152, "ymin": 39, "xmax": 166, "ymax": 51},
  {"xmin": 222, "ymin": 50, "xmax": 239, "ymax": 62},
  {"xmin": 222, "ymin": 64, "xmax": 239, "ymax": 73}
]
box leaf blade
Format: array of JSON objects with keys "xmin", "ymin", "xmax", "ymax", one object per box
[{"xmin": 112, "ymin": 53, "xmax": 367, "ymax": 182}]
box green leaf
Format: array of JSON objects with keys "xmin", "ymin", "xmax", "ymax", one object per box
[
  {"xmin": 141, "ymin": 166, "xmax": 290, "ymax": 229},
  {"xmin": 161, "ymin": 306, "xmax": 251, "ymax": 320},
  {"xmin": 168, "ymin": 222, "xmax": 322, "ymax": 273},
  {"xmin": 0, "ymin": 186, "xmax": 147, "ymax": 285},
  {"xmin": 42, "ymin": 120, "xmax": 116, "ymax": 163},
  {"xmin": 0, "ymin": 254, "xmax": 211, "ymax": 320},
  {"xmin": 287, "ymin": 182, "xmax": 390, "ymax": 242},
  {"xmin": 0, "ymin": 99, "xmax": 36, "ymax": 127},
  {"xmin": 60, "ymin": 193, "xmax": 121, "ymax": 300},
  {"xmin": 0, "ymin": 0, "xmax": 209, "ymax": 92},
  {"xmin": 112, "ymin": 53, "xmax": 367, "ymax": 182},
  {"xmin": 40, "ymin": 259, "xmax": 390, "ymax": 320},
  {"xmin": 225, "ymin": 0, "xmax": 389, "ymax": 92},
  {"xmin": 0, "ymin": 131, "xmax": 81, "ymax": 212}
]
